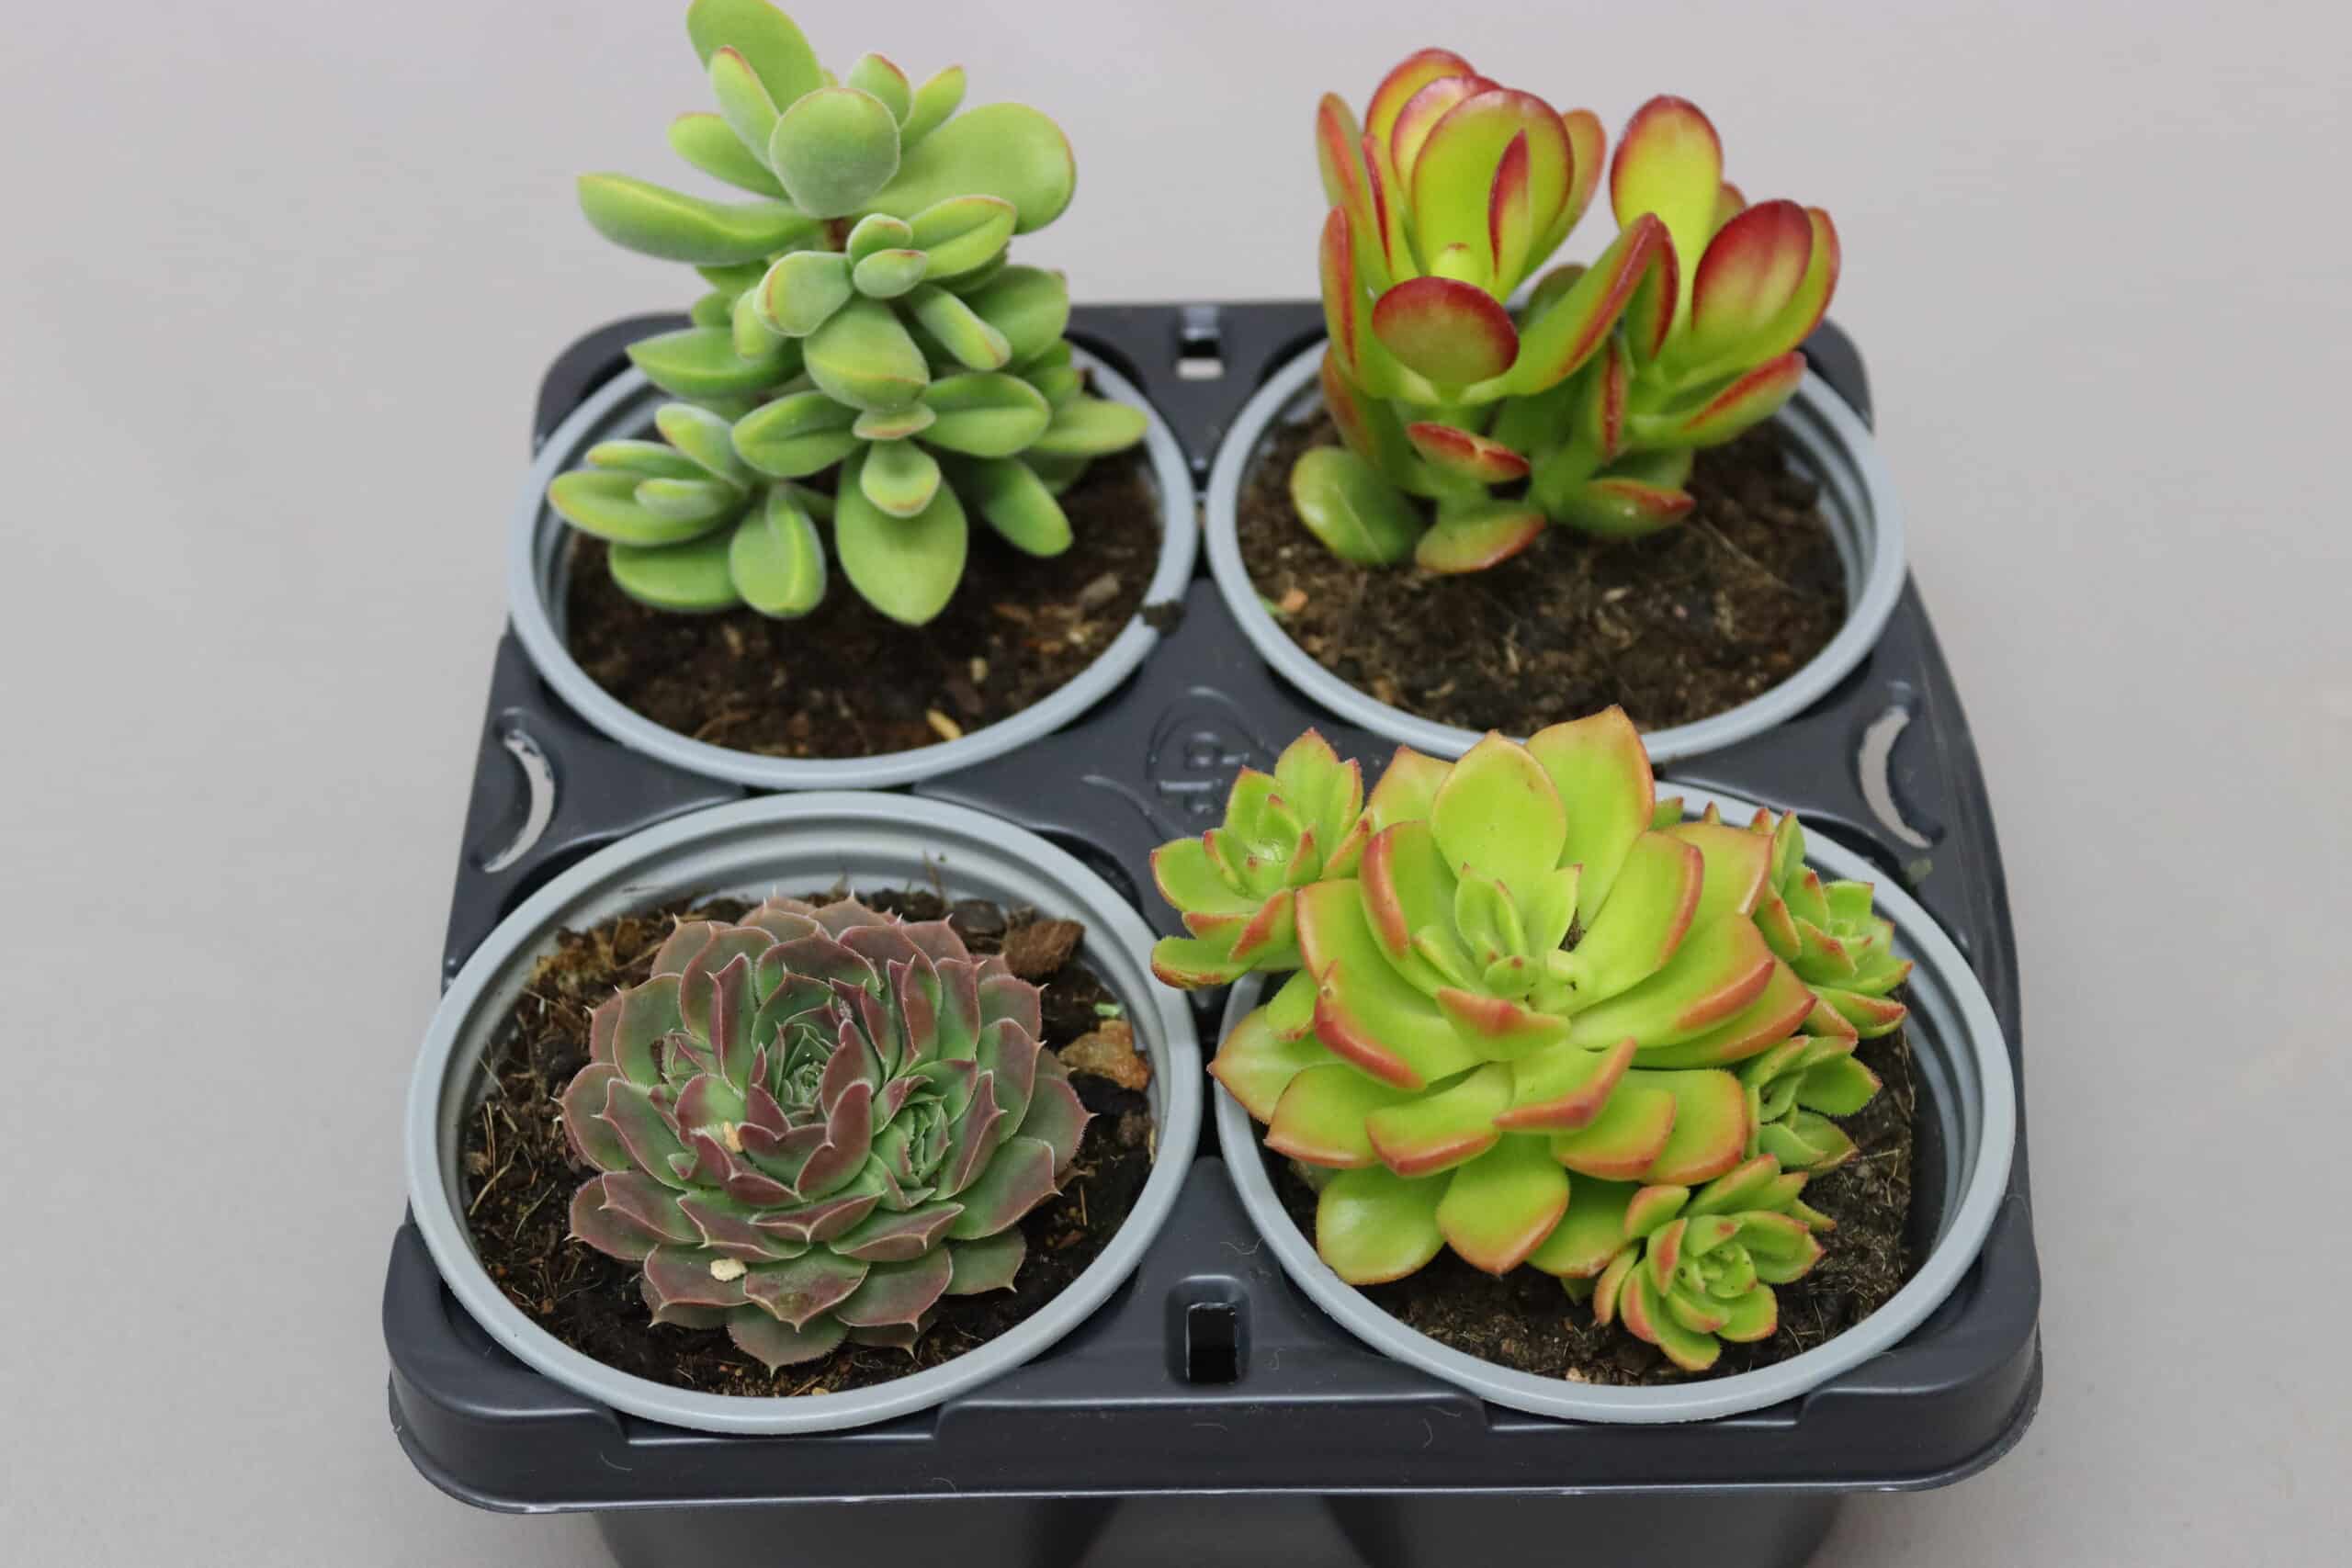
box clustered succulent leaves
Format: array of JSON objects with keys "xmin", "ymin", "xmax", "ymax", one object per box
[
  {"xmin": 548, "ymin": 0, "xmax": 1146, "ymax": 626},
  {"xmin": 1151, "ymin": 711, "xmax": 1908, "ymax": 1371},
  {"xmin": 560, "ymin": 897, "xmax": 1091, "ymax": 1371},
  {"xmin": 1298, "ymin": 51, "xmax": 1840, "ymax": 573}
]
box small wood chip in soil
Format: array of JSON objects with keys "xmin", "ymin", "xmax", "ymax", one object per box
[{"xmin": 1060, "ymin": 1018, "xmax": 1152, "ymax": 1092}]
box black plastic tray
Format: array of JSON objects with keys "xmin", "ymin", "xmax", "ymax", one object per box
[{"xmin": 387, "ymin": 303, "xmax": 2041, "ymax": 1568}]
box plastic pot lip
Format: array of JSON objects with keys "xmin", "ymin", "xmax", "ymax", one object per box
[
  {"xmin": 403, "ymin": 792, "xmax": 1204, "ymax": 1437},
  {"xmin": 1203, "ymin": 342, "xmax": 1907, "ymax": 765},
  {"xmin": 506, "ymin": 347, "xmax": 1199, "ymax": 791},
  {"xmin": 1212, "ymin": 788, "xmax": 2016, "ymax": 1426}
]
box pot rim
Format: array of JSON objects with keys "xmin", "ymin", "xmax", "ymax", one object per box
[
  {"xmin": 1203, "ymin": 342, "xmax": 1907, "ymax": 764},
  {"xmin": 506, "ymin": 347, "xmax": 1198, "ymax": 791},
  {"xmin": 1212, "ymin": 786, "xmax": 2015, "ymax": 1424},
  {"xmin": 404, "ymin": 792, "xmax": 1203, "ymax": 1435}
]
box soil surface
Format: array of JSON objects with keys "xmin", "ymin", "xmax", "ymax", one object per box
[
  {"xmin": 1238, "ymin": 416, "xmax": 1847, "ymax": 735},
  {"xmin": 1270, "ymin": 1022, "xmax": 1919, "ymax": 1384},
  {"xmin": 460, "ymin": 887, "xmax": 1157, "ymax": 1397},
  {"xmin": 565, "ymin": 446, "xmax": 1161, "ymax": 759}
]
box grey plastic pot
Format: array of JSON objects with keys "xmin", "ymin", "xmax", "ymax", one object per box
[
  {"xmin": 1204, "ymin": 343, "xmax": 1906, "ymax": 764},
  {"xmin": 507, "ymin": 349, "xmax": 1198, "ymax": 791},
  {"xmin": 404, "ymin": 793, "xmax": 1203, "ymax": 1436},
  {"xmin": 1213, "ymin": 787, "xmax": 2013, "ymax": 1425}
]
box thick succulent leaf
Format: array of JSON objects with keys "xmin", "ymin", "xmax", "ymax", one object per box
[
  {"xmin": 1388, "ymin": 75, "xmax": 1487, "ymax": 194},
  {"xmin": 907, "ymin": 194, "xmax": 1017, "ymax": 280},
  {"xmin": 944, "ymin": 1134, "xmax": 1059, "ymax": 1238},
  {"xmin": 643, "ymin": 1246, "xmax": 752, "ymax": 1312},
  {"xmin": 668, "ymin": 112, "xmax": 786, "ymax": 197},
  {"xmin": 562, "ymin": 1064, "xmax": 635, "ymax": 1170},
  {"xmin": 962, "ymin": 266, "xmax": 1071, "ymax": 366},
  {"xmin": 1487, "ymin": 132, "xmax": 1538, "ymax": 301},
  {"xmin": 1496, "ymin": 1036, "xmax": 1636, "ymax": 1131},
  {"xmin": 900, "ymin": 64, "xmax": 968, "ymax": 150},
  {"xmin": 1635, "ymin": 1068, "xmax": 1750, "ymax": 1184},
  {"xmin": 1714, "ymin": 1285, "xmax": 1778, "ymax": 1342},
  {"xmin": 685, "ymin": 0, "xmax": 821, "ymax": 109},
  {"xmin": 1750, "ymin": 208, "xmax": 1841, "ymax": 363},
  {"xmin": 1430, "ymin": 733, "xmax": 1568, "ymax": 896},
  {"xmin": 1543, "ymin": 107, "xmax": 1609, "ymax": 258},
  {"xmin": 1668, "ymin": 820, "xmax": 1775, "ymax": 928},
  {"xmin": 1406, "ymin": 422, "xmax": 1529, "ymax": 484},
  {"xmin": 1568, "ymin": 914, "xmax": 1780, "ymax": 1051},
  {"xmin": 854, "ymin": 403, "xmax": 935, "ymax": 441},
  {"xmin": 608, "ymin": 532, "xmax": 743, "ymax": 613},
  {"xmin": 654, "ymin": 402, "xmax": 754, "ymax": 487},
  {"xmin": 1528, "ymin": 1176, "xmax": 1636, "ymax": 1279},
  {"xmin": 805, "ymin": 297, "xmax": 930, "ymax": 411},
  {"xmin": 1432, "ymin": 987, "xmax": 1569, "ymax": 1062},
  {"xmin": 1211, "ymin": 994, "xmax": 1340, "ymax": 1122},
  {"xmin": 1030, "ymin": 397, "xmax": 1148, "ymax": 459},
  {"xmin": 731, "ymin": 389, "xmax": 859, "ymax": 478},
  {"xmin": 1410, "ymin": 91, "xmax": 1572, "ymax": 289},
  {"xmin": 1549, "ymin": 472, "xmax": 1698, "ymax": 539},
  {"xmin": 1371, "ymin": 276, "xmax": 1519, "ymax": 388},
  {"xmin": 832, "ymin": 1248, "xmax": 955, "ymax": 1327},
  {"xmin": 845, "ymin": 53, "xmax": 911, "ymax": 122},
  {"xmin": 1363, "ymin": 48, "xmax": 1479, "ymax": 147},
  {"xmin": 944, "ymin": 1230, "xmax": 1025, "ymax": 1295},
  {"xmin": 1563, "ymin": 830, "xmax": 1702, "ymax": 1002},
  {"xmin": 628, "ymin": 325, "xmax": 793, "ymax": 401},
  {"xmin": 1297, "ymin": 885, "xmax": 1481, "ymax": 1089},
  {"xmin": 1364, "ymin": 746, "xmax": 1453, "ymax": 832},
  {"xmin": 1363, "ymin": 1062, "xmax": 1511, "ymax": 1178},
  {"xmin": 1316, "ymin": 1162, "xmax": 1447, "ymax": 1285},
  {"xmin": 1267, "ymin": 1060, "xmax": 1408, "ymax": 1167},
  {"xmin": 1355, "ymin": 822, "xmax": 1456, "ymax": 983},
  {"xmin": 1684, "ymin": 199, "xmax": 1815, "ymax": 373},
  {"xmin": 758, "ymin": 250, "xmax": 853, "ymax": 338},
  {"xmin": 1610, "ymin": 96, "xmax": 1724, "ymax": 325},
  {"xmin": 724, "ymin": 488, "xmax": 823, "ymax": 617},
  {"xmin": 550, "ymin": 469, "xmax": 728, "ymax": 547},
  {"xmin": 1289, "ymin": 446, "xmax": 1419, "ymax": 566},
  {"xmin": 768, "ymin": 86, "xmax": 900, "ymax": 220},
  {"xmin": 576, "ymin": 175, "xmax": 811, "ymax": 265},
  {"xmin": 1316, "ymin": 94, "xmax": 1389, "ymax": 297},
  {"xmin": 1148, "ymin": 932, "xmax": 1251, "ymax": 989},
  {"xmin": 1318, "ymin": 209, "xmax": 1379, "ymax": 390},
  {"xmin": 1437, "ymin": 1134, "xmax": 1571, "ymax": 1274},
  {"xmin": 728, "ymin": 1308, "xmax": 846, "ymax": 1371},
  {"xmin": 831, "ymin": 1201, "xmax": 966, "ymax": 1263},
  {"xmin": 1017, "ymin": 1073, "xmax": 1091, "ymax": 1171},
  {"xmin": 1319, "ymin": 350, "xmax": 1420, "ymax": 490},
  {"xmin": 1505, "ymin": 214, "xmax": 1668, "ymax": 397},
  {"xmin": 1620, "ymin": 1268, "xmax": 1722, "ymax": 1371},
  {"xmin": 1548, "ymin": 1081, "xmax": 1677, "ymax": 1179},
  {"xmin": 847, "ymin": 213, "xmax": 914, "ymax": 262},
  {"xmin": 598, "ymin": 1171, "xmax": 703, "ymax": 1247},
  {"xmin": 860, "ymin": 438, "xmax": 944, "ymax": 518},
  {"xmin": 1647, "ymin": 353, "xmax": 1806, "ymax": 447},
  {"xmin": 1524, "ymin": 707, "xmax": 1655, "ymax": 922},
  {"xmin": 868, "ymin": 103, "xmax": 1076, "ymax": 233},
  {"xmin": 633, "ymin": 475, "xmax": 745, "ymax": 527},
  {"xmin": 708, "ymin": 45, "xmax": 782, "ymax": 163},
  {"xmin": 853, "ymin": 248, "xmax": 929, "ymax": 299},
  {"xmin": 1637, "ymin": 959, "xmax": 1812, "ymax": 1068},
  {"xmin": 1414, "ymin": 501, "xmax": 1546, "ymax": 573},
  {"xmin": 958, "ymin": 456, "xmax": 1071, "ymax": 555},
  {"xmin": 922, "ymin": 372, "xmax": 1054, "ymax": 457},
  {"xmin": 1795, "ymin": 1052, "xmax": 1882, "ymax": 1117},
  {"xmin": 587, "ymin": 440, "xmax": 707, "ymax": 482}
]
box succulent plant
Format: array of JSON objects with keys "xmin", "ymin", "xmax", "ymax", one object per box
[
  {"xmin": 1737, "ymin": 998, "xmax": 1880, "ymax": 1171},
  {"xmin": 1297, "ymin": 57, "xmax": 1839, "ymax": 571},
  {"xmin": 560, "ymin": 896, "xmax": 1091, "ymax": 1370},
  {"xmin": 548, "ymin": 0, "xmax": 1146, "ymax": 626},
  {"xmin": 1532, "ymin": 1154, "xmax": 1832, "ymax": 1371},
  {"xmin": 1167, "ymin": 712, "xmax": 1841, "ymax": 1286},
  {"xmin": 1747, "ymin": 809, "xmax": 1910, "ymax": 1038}
]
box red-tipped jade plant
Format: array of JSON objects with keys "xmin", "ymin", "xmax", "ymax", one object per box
[
  {"xmin": 1299, "ymin": 51, "xmax": 1840, "ymax": 571},
  {"xmin": 560, "ymin": 897, "xmax": 1090, "ymax": 1371}
]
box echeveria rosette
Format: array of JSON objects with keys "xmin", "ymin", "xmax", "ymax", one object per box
[
  {"xmin": 1533, "ymin": 1154, "xmax": 1833, "ymax": 1371},
  {"xmin": 559, "ymin": 897, "xmax": 1091, "ymax": 1371},
  {"xmin": 1737, "ymin": 998, "xmax": 1881, "ymax": 1172},
  {"xmin": 548, "ymin": 0, "xmax": 1144, "ymax": 626},
  {"xmin": 1184, "ymin": 711, "xmax": 1828, "ymax": 1286},
  {"xmin": 1149, "ymin": 732, "xmax": 1368, "ymax": 988},
  {"xmin": 1747, "ymin": 809, "xmax": 1911, "ymax": 1038}
]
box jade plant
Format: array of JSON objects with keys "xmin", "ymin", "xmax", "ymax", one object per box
[
  {"xmin": 548, "ymin": 0, "xmax": 1145, "ymax": 626},
  {"xmin": 1149, "ymin": 711, "xmax": 1899, "ymax": 1370},
  {"xmin": 1299, "ymin": 51, "xmax": 1840, "ymax": 572},
  {"xmin": 560, "ymin": 896, "xmax": 1090, "ymax": 1371}
]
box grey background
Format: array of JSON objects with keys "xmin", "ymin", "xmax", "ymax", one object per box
[{"xmin": 1, "ymin": 1, "xmax": 2343, "ymax": 1562}]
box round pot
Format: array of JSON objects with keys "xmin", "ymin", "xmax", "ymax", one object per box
[
  {"xmin": 509, "ymin": 348, "xmax": 1199, "ymax": 791},
  {"xmin": 1213, "ymin": 789, "xmax": 2012, "ymax": 1424},
  {"xmin": 405, "ymin": 793, "xmax": 1203, "ymax": 1435},
  {"xmin": 1204, "ymin": 342, "xmax": 1906, "ymax": 764}
]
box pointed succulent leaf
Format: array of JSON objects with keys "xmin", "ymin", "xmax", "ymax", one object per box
[
  {"xmin": 731, "ymin": 389, "xmax": 859, "ymax": 477},
  {"xmin": 576, "ymin": 175, "xmax": 812, "ymax": 265},
  {"xmin": 921, "ymin": 372, "xmax": 1054, "ymax": 457},
  {"xmin": 805, "ymin": 297, "xmax": 930, "ymax": 410},
  {"xmin": 1317, "ymin": 1163, "xmax": 1446, "ymax": 1285},
  {"xmin": 832, "ymin": 1248, "xmax": 954, "ymax": 1328},
  {"xmin": 867, "ymin": 102, "xmax": 1076, "ymax": 233},
  {"xmin": 958, "ymin": 456, "xmax": 1071, "ymax": 555},
  {"xmin": 1436, "ymin": 1133, "xmax": 1571, "ymax": 1274},
  {"xmin": 767, "ymin": 86, "xmax": 900, "ymax": 220},
  {"xmin": 943, "ymin": 1134, "xmax": 1057, "ymax": 1238},
  {"xmin": 835, "ymin": 451, "xmax": 967, "ymax": 625},
  {"xmin": 944, "ymin": 1229, "xmax": 1025, "ymax": 1295},
  {"xmin": 728, "ymin": 488, "xmax": 828, "ymax": 617},
  {"xmin": 609, "ymin": 532, "xmax": 743, "ymax": 612},
  {"xmin": 1413, "ymin": 501, "xmax": 1546, "ymax": 573},
  {"xmin": 627, "ymin": 325, "xmax": 793, "ymax": 400},
  {"xmin": 1297, "ymin": 885, "xmax": 1482, "ymax": 1089},
  {"xmin": 668, "ymin": 112, "xmax": 786, "ymax": 197},
  {"xmin": 728, "ymin": 1308, "xmax": 846, "ymax": 1371},
  {"xmin": 550, "ymin": 470, "xmax": 729, "ymax": 547},
  {"xmin": 1289, "ymin": 446, "xmax": 1419, "ymax": 566}
]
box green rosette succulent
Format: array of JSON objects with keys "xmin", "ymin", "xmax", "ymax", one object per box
[
  {"xmin": 1166, "ymin": 712, "xmax": 1851, "ymax": 1288},
  {"xmin": 560, "ymin": 896, "xmax": 1091, "ymax": 1371},
  {"xmin": 1299, "ymin": 51, "xmax": 1840, "ymax": 570},
  {"xmin": 1533, "ymin": 1154, "xmax": 1832, "ymax": 1372},
  {"xmin": 1747, "ymin": 809, "xmax": 1911, "ymax": 1038},
  {"xmin": 548, "ymin": 0, "xmax": 1146, "ymax": 626},
  {"xmin": 1736, "ymin": 998, "xmax": 1882, "ymax": 1172}
]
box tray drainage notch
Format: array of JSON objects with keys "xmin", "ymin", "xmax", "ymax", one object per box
[
  {"xmin": 1169, "ymin": 1280, "xmax": 1247, "ymax": 1385},
  {"xmin": 1176, "ymin": 305, "xmax": 1226, "ymax": 382}
]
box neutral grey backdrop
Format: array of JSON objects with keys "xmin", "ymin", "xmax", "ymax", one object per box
[{"xmin": 2, "ymin": 1, "xmax": 2344, "ymax": 1562}]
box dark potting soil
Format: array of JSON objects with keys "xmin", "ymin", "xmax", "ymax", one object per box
[
  {"xmin": 459, "ymin": 888, "xmax": 1157, "ymax": 1397},
  {"xmin": 564, "ymin": 446, "xmax": 1160, "ymax": 759},
  {"xmin": 1269, "ymin": 1021, "xmax": 1920, "ymax": 1385},
  {"xmin": 1237, "ymin": 415, "xmax": 1848, "ymax": 735}
]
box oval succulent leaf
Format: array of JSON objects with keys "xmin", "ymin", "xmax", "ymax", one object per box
[
  {"xmin": 627, "ymin": 324, "xmax": 794, "ymax": 400},
  {"xmin": 920, "ymin": 372, "xmax": 1053, "ymax": 457},
  {"xmin": 908, "ymin": 285, "xmax": 1013, "ymax": 371},
  {"xmin": 549, "ymin": 469, "xmax": 728, "ymax": 547},
  {"xmin": 859, "ymin": 437, "xmax": 944, "ymax": 518},
  {"xmin": 729, "ymin": 485, "xmax": 827, "ymax": 617},
  {"xmin": 655, "ymin": 402, "xmax": 754, "ymax": 486},
  {"xmin": 957, "ymin": 456, "xmax": 1072, "ymax": 556},
  {"xmin": 731, "ymin": 389, "xmax": 860, "ymax": 478},
  {"xmin": 577, "ymin": 175, "xmax": 813, "ymax": 265},
  {"xmin": 963, "ymin": 265, "xmax": 1071, "ymax": 365},
  {"xmin": 835, "ymin": 451, "xmax": 967, "ymax": 625},
  {"xmin": 868, "ymin": 102, "xmax": 1076, "ymax": 234},
  {"xmin": 685, "ymin": 0, "xmax": 823, "ymax": 113},
  {"xmin": 1289, "ymin": 447, "xmax": 1419, "ymax": 566},
  {"xmin": 852, "ymin": 247, "xmax": 929, "ymax": 299},
  {"xmin": 1412, "ymin": 501, "xmax": 1545, "ymax": 573},
  {"xmin": 844, "ymin": 52, "xmax": 912, "ymax": 124},
  {"xmin": 1028, "ymin": 396, "xmax": 1147, "ymax": 459},
  {"xmin": 768, "ymin": 86, "xmax": 902, "ymax": 220},
  {"xmin": 708, "ymin": 45, "xmax": 783, "ymax": 163},
  {"xmin": 1371, "ymin": 276, "xmax": 1518, "ymax": 388},
  {"xmin": 908, "ymin": 194, "xmax": 1017, "ymax": 279},
  {"xmin": 758, "ymin": 250, "xmax": 853, "ymax": 338},
  {"xmin": 668, "ymin": 112, "xmax": 786, "ymax": 197},
  {"xmin": 899, "ymin": 64, "xmax": 967, "ymax": 151},
  {"xmin": 1682, "ymin": 199, "xmax": 1815, "ymax": 373},
  {"xmin": 804, "ymin": 296, "xmax": 931, "ymax": 410},
  {"xmin": 608, "ymin": 530, "xmax": 743, "ymax": 613},
  {"xmin": 1610, "ymin": 96, "xmax": 1724, "ymax": 325}
]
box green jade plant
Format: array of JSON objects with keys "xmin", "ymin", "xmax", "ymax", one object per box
[
  {"xmin": 1151, "ymin": 715, "xmax": 1899, "ymax": 1371},
  {"xmin": 548, "ymin": 0, "xmax": 1145, "ymax": 626},
  {"xmin": 560, "ymin": 896, "xmax": 1091, "ymax": 1370},
  {"xmin": 1299, "ymin": 52, "xmax": 1841, "ymax": 572}
]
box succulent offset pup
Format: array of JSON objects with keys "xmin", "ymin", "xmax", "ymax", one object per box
[
  {"xmin": 560, "ymin": 897, "xmax": 1091, "ymax": 1371},
  {"xmin": 1298, "ymin": 49, "xmax": 1839, "ymax": 570},
  {"xmin": 1150, "ymin": 711, "xmax": 1894, "ymax": 1371},
  {"xmin": 548, "ymin": 0, "xmax": 1145, "ymax": 626}
]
